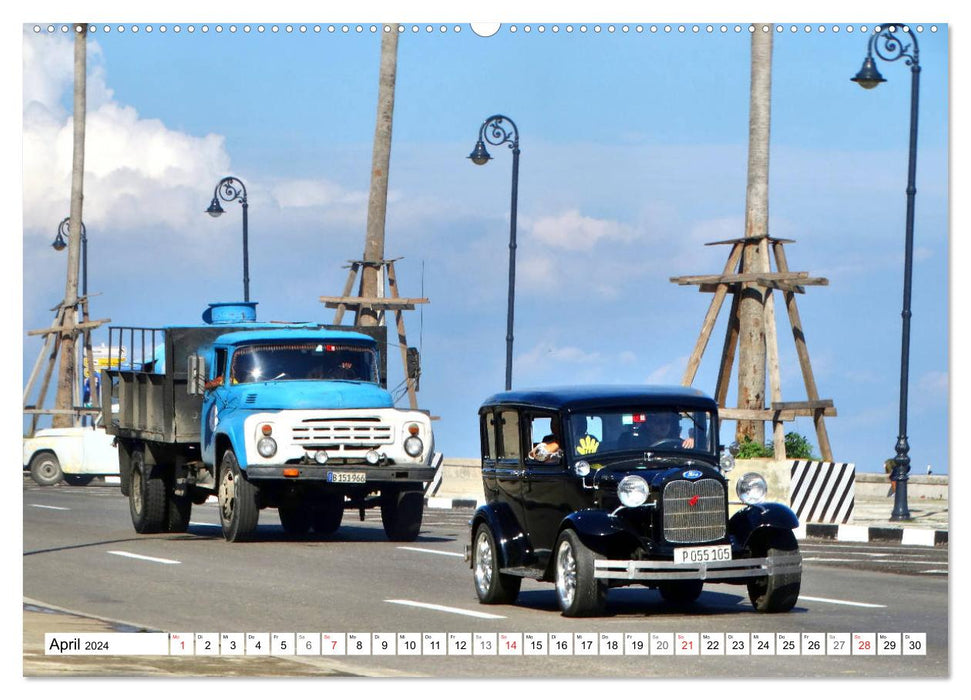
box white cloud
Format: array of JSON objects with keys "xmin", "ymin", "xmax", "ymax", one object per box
[
  {"xmin": 530, "ymin": 209, "xmax": 637, "ymax": 252},
  {"xmin": 22, "ymin": 32, "xmax": 231, "ymax": 237}
]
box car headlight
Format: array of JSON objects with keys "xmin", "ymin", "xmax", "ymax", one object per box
[
  {"xmin": 736, "ymin": 472, "xmax": 768, "ymax": 505},
  {"xmin": 257, "ymin": 437, "xmax": 277, "ymax": 458},
  {"xmin": 617, "ymin": 474, "xmax": 649, "ymax": 508},
  {"xmin": 404, "ymin": 435, "xmax": 424, "ymax": 457}
]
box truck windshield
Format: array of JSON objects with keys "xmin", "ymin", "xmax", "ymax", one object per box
[
  {"xmin": 568, "ymin": 408, "xmax": 715, "ymax": 458},
  {"xmin": 230, "ymin": 343, "xmax": 378, "ymax": 384}
]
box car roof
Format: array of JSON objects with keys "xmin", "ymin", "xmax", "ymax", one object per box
[{"xmin": 480, "ymin": 385, "xmax": 718, "ymax": 413}]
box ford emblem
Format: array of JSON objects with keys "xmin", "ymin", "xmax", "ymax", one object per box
[{"xmin": 682, "ymin": 469, "xmax": 703, "ymax": 480}]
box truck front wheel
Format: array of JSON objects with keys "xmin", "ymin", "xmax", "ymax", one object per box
[
  {"xmin": 278, "ymin": 506, "xmax": 311, "ymax": 536},
  {"xmin": 130, "ymin": 450, "xmax": 166, "ymax": 533},
  {"xmin": 218, "ymin": 450, "xmax": 259, "ymax": 542},
  {"xmin": 380, "ymin": 488, "xmax": 424, "ymax": 541}
]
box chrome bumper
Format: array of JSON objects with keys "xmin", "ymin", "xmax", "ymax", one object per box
[{"xmin": 594, "ymin": 551, "xmax": 802, "ymax": 581}]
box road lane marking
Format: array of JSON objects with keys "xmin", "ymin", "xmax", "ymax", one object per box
[
  {"xmin": 397, "ymin": 546, "xmax": 465, "ymax": 558},
  {"xmin": 108, "ymin": 551, "xmax": 181, "ymax": 565},
  {"xmin": 189, "ymin": 521, "xmax": 221, "ymax": 527},
  {"xmin": 385, "ymin": 599, "xmax": 506, "ymax": 619},
  {"xmin": 29, "ymin": 504, "xmax": 70, "ymax": 511},
  {"xmin": 921, "ymin": 569, "xmax": 948, "ymax": 574},
  {"xmin": 799, "ymin": 595, "xmax": 886, "ymax": 608}
]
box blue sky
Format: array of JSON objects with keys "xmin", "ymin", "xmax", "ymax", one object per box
[{"xmin": 17, "ymin": 10, "xmax": 953, "ymax": 476}]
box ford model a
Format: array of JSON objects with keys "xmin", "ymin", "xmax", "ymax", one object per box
[{"xmin": 468, "ymin": 386, "xmax": 801, "ymax": 617}]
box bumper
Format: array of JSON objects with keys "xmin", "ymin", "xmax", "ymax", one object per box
[
  {"xmin": 244, "ymin": 464, "xmax": 438, "ymax": 483},
  {"xmin": 593, "ymin": 551, "xmax": 802, "ymax": 583}
]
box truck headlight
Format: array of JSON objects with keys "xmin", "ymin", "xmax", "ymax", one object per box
[
  {"xmin": 736, "ymin": 472, "xmax": 768, "ymax": 505},
  {"xmin": 257, "ymin": 437, "xmax": 277, "ymax": 458},
  {"xmin": 617, "ymin": 475, "xmax": 649, "ymax": 508},
  {"xmin": 404, "ymin": 435, "xmax": 424, "ymax": 457}
]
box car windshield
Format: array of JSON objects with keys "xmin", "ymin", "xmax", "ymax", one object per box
[
  {"xmin": 568, "ymin": 408, "xmax": 716, "ymax": 458},
  {"xmin": 230, "ymin": 342, "xmax": 378, "ymax": 384}
]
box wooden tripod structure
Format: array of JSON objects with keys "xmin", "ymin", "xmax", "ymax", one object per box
[
  {"xmin": 320, "ymin": 258, "xmax": 428, "ymax": 410},
  {"xmin": 671, "ymin": 234, "xmax": 835, "ymax": 461},
  {"xmin": 23, "ymin": 296, "xmax": 108, "ymax": 436}
]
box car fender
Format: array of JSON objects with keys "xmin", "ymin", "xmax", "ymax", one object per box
[
  {"xmin": 729, "ymin": 502, "xmax": 800, "ymax": 549},
  {"xmin": 470, "ymin": 503, "xmax": 531, "ymax": 570},
  {"xmin": 560, "ymin": 509, "xmax": 641, "ymax": 558}
]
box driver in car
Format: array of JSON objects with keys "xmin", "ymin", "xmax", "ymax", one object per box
[{"xmin": 643, "ymin": 414, "xmax": 695, "ymax": 449}]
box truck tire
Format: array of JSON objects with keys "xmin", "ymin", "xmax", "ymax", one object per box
[
  {"xmin": 278, "ymin": 506, "xmax": 311, "ymax": 536},
  {"xmin": 166, "ymin": 491, "xmax": 192, "ymax": 533},
  {"xmin": 310, "ymin": 493, "xmax": 344, "ymax": 535},
  {"xmin": 658, "ymin": 581, "xmax": 704, "ymax": 605},
  {"xmin": 130, "ymin": 450, "xmax": 166, "ymax": 533},
  {"xmin": 380, "ymin": 488, "xmax": 424, "ymax": 541},
  {"xmin": 747, "ymin": 532, "xmax": 801, "ymax": 613},
  {"xmin": 29, "ymin": 453, "xmax": 64, "ymax": 486},
  {"xmin": 554, "ymin": 529, "xmax": 606, "ymax": 617},
  {"xmin": 472, "ymin": 524, "xmax": 521, "ymax": 604},
  {"xmin": 218, "ymin": 450, "xmax": 259, "ymax": 542}
]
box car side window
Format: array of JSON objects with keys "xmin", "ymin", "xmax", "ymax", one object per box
[
  {"xmin": 498, "ymin": 410, "xmax": 521, "ymax": 460},
  {"xmin": 482, "ymin": 412, "xmax": 498, "ymax": 460}
]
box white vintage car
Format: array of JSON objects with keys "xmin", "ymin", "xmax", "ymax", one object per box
[{"xmin": 23, "ymin": 414, "xmax": 118, "ymax": 486}]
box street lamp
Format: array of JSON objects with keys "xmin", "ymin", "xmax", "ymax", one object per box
[
  {"xmin": 52, "ymin": 216, "xmax": 87, "ymax": 297},
  {"xmin": 206, "ymin": 176, "xmax": 250, "ymax": 302},
  {"xmin": 469, "ymin": 114, "xmax": 520, "ymax": 391},
  {"xmin": 852, "ymin": 23, "xmax": 920, "ymax": 521}
]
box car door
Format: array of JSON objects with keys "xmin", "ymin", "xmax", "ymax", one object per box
[{"xmin": 521, "ymin": 412, "xmax": 576, "ymax": 564}]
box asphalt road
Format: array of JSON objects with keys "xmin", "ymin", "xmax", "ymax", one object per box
[{"xmin": 23, "ymin": 480, "xmax": 949, "ymax": 678}]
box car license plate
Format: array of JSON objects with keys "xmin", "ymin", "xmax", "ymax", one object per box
[
  {"xmin": 674, "ymin": 544, "xmax": 732, "ymax": 565},
  {"xmin": 327, "ymin": 471, "xmax": 366, "ymax": 484}
]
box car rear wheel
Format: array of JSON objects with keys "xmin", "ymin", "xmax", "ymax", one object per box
[
  {"xmin": 554, "ymin": 529, "xmax": 606, "ymax": 617},
  {"xmin": 747, "ymin": 532, "xmax": 801, "ymax": 613},
  {"xmin": 472, "ymin": 524, "xmax": 521, "ymax": 604},
  {"xmin": 29, "ymin": 453, "xmax": 64, "ymax": 486},
  {"xmin": 64, "ymin": 474, "xmax": 95, "ymax": 486}
]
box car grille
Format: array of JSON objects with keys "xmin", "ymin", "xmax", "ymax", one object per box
[
  {"xmin": 291, "ymin": 417, "xmax": 393, "ymax": 448},
  {"xmin": 662, "ymin": 478, "xmax": 726, "ymax": 543}
]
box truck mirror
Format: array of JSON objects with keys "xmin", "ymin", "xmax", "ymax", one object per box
[
  {"xmin": 406, "ymin": 347, "xmax": 421, "ymax": 386},
  {"xmin": 187, "ymin": 354, "xmax": 206, "ymax": 395}
]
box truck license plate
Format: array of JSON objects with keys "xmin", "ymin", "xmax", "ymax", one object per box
[
  {"xmin": 327, "ymin": 471, "xmax": 366, "ymax": 484},
  {"xmin": 673, "ymin": 544, "xmax": 732, "ymax": 565}
]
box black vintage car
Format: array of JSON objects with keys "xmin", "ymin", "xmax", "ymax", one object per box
[{"xmin": 468, "ymin": 386, "xmax": 802, "ymax": 617}]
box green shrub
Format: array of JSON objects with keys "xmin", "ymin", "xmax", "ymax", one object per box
[{"xmin": 735, "ymin": 432, "xmax": 819, "ymax": 460}]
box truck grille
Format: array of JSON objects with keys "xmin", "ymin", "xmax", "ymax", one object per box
[
  {"xmin": 291, "ymin": 418, "xmax": 393, "ymax": 448},
  {"xmin": 662, "ymin": 478, "xmax": 726, "ymax": 544}
]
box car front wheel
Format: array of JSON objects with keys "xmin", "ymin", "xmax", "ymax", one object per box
[
  {"xmin": 554, "ymin": 529, "xmax": 606, "ymax": 617},
  {"xmin": 748, "ymin": 532, "xmax": 801, "ymax": 613}
]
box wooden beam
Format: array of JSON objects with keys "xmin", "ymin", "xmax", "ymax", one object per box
[
  {"xmin": 719, "ymin": 406, "xmax": 837, "ymax": 421},
  {"xmin": 714, "ymin": 294, "xmax": 741, "ymax": 407},
  {"xmin": 680, "ymin": 241, "xmax": 744, "ymax": 386},
  {"xmin": 320, "ymin": 296, "xmax": 429, "ymax": 310},
  {"xmin": 704, "ymin": 235, "xmax": 797, "ymax": 246},
  {"xmin": 27, "ymin": 318, "xmax": 109, "ymax": 336},
  {"xmin": 770, "ymin": 399, "xmax": 834, "ymax": 410},
  {"xmin": 699, "ymin": 281, "xmax": 808, "ymax": 294},
  {"xmin": 332, "ymin": 262, "xmax": 360, "ymax": 325},
  {"xmin": 671, "ymin": 271, "xmax": 824, "ymax": 286}
]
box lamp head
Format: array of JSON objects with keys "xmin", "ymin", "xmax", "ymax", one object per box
[
  {"xmin": 468, "ymin": 140, "xmax": 492, "ymax": 165},
  {"xmin": 851, "ymin": 56, "xmax": 886, "ymax": 89},
  {"xmin": 51, "ymin": 232, "xmax": 67, "ymax": 251},
  {"xmin": 206, "ymin": 197, "xmax": 225, "ymax": 217}
]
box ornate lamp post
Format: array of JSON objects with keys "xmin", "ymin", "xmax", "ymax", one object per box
[
  {"xmin": 206, "ymin": 176, "xmax": 250, "ymax": 302},
  {"xmin": 852, "ymin": 23, "xmax": 921, "ymax": 520},
  {"xmin": 52, "ymin": 217, "xmax": 87, "ymax": 297},
  {"xmin": 469, "ymin": 115, "xmax": 520, "ymax": 391}
]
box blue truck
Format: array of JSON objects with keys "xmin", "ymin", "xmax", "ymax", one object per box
[{"xmin": 102, "ymin": 302, "xmax": 435, "ymax": 542}]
